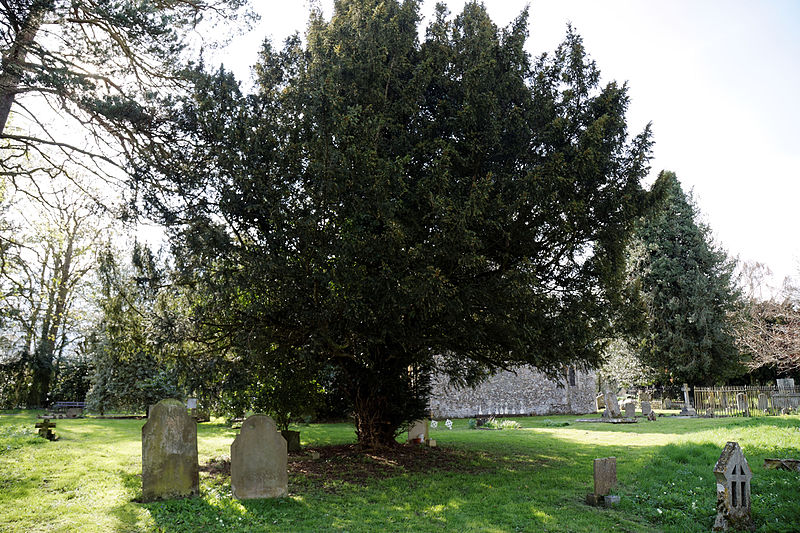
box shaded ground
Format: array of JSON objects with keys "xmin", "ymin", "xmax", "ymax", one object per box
[{"xmin": 200, "ymin": 443, "xmax": 514, "ymax": 489}]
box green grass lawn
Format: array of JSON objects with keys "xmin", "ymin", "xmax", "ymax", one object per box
[{"xmin": 1, "ymin": 410, "xmax": 798, "ymax": 532}]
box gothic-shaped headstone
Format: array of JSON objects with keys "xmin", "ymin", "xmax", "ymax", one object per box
[
  {"xmin": 141, "ymin": 399, "xmax": 199, "ymax": 501},
  {"xmin": 231, "ymin": 415, "xmax": 288, "ymax": 499},
  {"xmin": 713, "ymin": 442, "xmax": 754, "ymax": 531}
]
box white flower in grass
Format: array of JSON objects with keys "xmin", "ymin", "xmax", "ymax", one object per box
[
  {"xmin": 445, "ymin": 419, "xmax": 453, "ymax": 429},
  {"xmin": 430, "ymin": 420, "xmax": 438, "ymax": 429}
]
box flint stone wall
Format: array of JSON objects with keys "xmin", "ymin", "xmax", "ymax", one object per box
[{"xmin": 428, "ymin": 366, "xmax": 596, "ymax": 418}]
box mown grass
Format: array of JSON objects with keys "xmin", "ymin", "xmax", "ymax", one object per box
[{"xmin": 1, "ymin": 410, "xmax": 798, "ymax": 532}]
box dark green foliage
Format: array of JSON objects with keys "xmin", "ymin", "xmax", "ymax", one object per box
[
  {"xmin": 48, "ymin": 350, "xmax": 93, "ymax": 403},
  {"xmin": 630, "ymin": 171, "xmax": 744, "ymax": 385},
  {"xmin": 85, "ymin": 244, "xmax": 184, "ymax": 413},
  {"xmin": 138, "ymin": 0, "xmax": 652, "ymax": 446}
]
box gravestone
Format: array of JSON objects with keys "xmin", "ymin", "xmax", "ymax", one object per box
[
  {"xmin": 640, "ymin": 401, "xmax": 652, "ymax": 417},
  {"xmin": 230, "ymin": 415, "xmax": 288, "ymax": 499},
  {"xmin": 586, "ymin": 457, "xmax": 617, "ymax": 506},
  {"xmin": 713, "ymin": 441, "xmax": 754, "ymax": 531},
  {"xmin": 623, "ymin": 401, "xmax": 636, "ymax": 418},
  {"xmin": 776, "ymin": 378, "xmax": 795, "ymax": 389},
  {"xmin": 407, "ymin": 420, "xmax": 429, "ymax": 443},
  {"xmin": 602, "ymin": 386, "xmax": 621, "ymax": 418},
  {"xmin": 736, "ymin": 393, "xmax": 750, "ymax": 416},
  {"xmin": 141, "ymin": 399, "xmax": 199, "ymax": 502},
  {"xmin": 281, "ymin": 430, "xmax": 301, "ymax": 452},
  {"xmin": 757, "ymin": 394, "xmax": 768, "ymax": 412},
  {"xmin": 646, "ymin": 410, "xmax": 657, "ymax": 421},
  {"xmin": 680, "ymin": 383, "xmax": 697, "ymax": 416},
  {"xmin": 595, "ymin": 394, "xmax": 605, "ymax": 411},
  {"xmin": 35, "ymin": 418, "xmax": 57, "ymax": 440},
  {"xmin": 186, "ymin": 398, "xmax": 198, "ymax": 409},
  {"xmin": 65, "ymin": 408, "xmax": 82, "ymax": 419}
]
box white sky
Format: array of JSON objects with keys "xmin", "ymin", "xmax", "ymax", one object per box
[{"xmin": 210, "ymin": 0, "xmax": 800, "ymax": 289}]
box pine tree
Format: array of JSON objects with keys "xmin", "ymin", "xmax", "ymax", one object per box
[{"xmin": 631, "ymin": 171, "xmax": 744, "ymax": 385}]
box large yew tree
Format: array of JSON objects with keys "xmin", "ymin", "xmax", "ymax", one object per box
[{"xmin": 139, "ymin": 0, "xmax": 653, "ymax": 446}]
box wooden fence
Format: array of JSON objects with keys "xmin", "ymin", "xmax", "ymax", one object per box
[{"xmin": 693, "ymin": 385, "xmax": 800, "ymax": 416}]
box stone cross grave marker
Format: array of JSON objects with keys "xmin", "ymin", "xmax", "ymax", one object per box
[
  {"xmin": 586, "ymin": 457, "xmax": 617, "ymax": 506},
  {"xmin": 141, "ymin": 399, "xmax": 199, "ymax": 502},
  {"xmin": 231, "ymin": 415, "xmax": 288, "ymax": 499},
  {"xmin": 713, "ymin": 441, "xmax": 754, "ymax": 531},
  {"xmin": 35, "ymin": 418, "xmax": 56, "ymax": 440},
  {"xmin": 680, "ymin": 383, "xmax": 697, "ymax": 415}
]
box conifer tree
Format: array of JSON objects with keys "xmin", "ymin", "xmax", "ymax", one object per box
[
  {"xmin": 139, "ymin": 0, "xmax": 653, "ymax": 446},
  {"xmin": 631, "ymin": 171, "xmax": 744, "ymax": 385}
]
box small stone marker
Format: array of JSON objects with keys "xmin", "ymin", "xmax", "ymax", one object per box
[
  {"xmin": 586, "ymin": 457, "xmax": 617, "ymax": 506},
  {"xmin": 35, "ymin": 418, "xmax": 57, "ymax": 440},
  {"xmin": 680, "ymin": 383, "xmax": 697, "ymax": 416},
  {"xmin": 646, "ymin": 410, "xmax": 657, "ymax": 421},
  {"xmin": 623, "ymin": 402, "xmax": 636, "ymax": 418},
  {"xmin": 757, "ymin": 394, "xmax": 768, "ymax": 412},
  {"xmin": 407, "ymin": 420, "xmax": 429, "ymax": 443},
  {"xmin": 141, "ymin": 399, "xmax": 199, "ymax": 502},
  {"xmin": 640, "ymin": 401, "xmax": 652, "ymax": 417},
  {"xmin": 65, "ymin": 407, "xmax": 82, "ymax": 419},
  {"xmin": 736, "ymin": 393, "xmax": 750, "ymax": 416},
  {"xmin": 231, "ymin": 415, "xmax": 288, "ymax": 499},
  {"xmin": 713, "ymin": 442, "xmax": 754, "ymax": 531}
]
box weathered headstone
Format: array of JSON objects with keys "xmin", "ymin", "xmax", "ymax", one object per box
[
  {"xmin": 407, "ymin": 420, "xmax": 429, "ymax": 443},
  {"xmin": 736, "ymin": 393, "xmax": 750, "ymax": 416},
  {"xmin": 602, "ymin": 385, "xmax": 621, "ymax": 418},
  {"xmin": 680, "ymin": 383, "xmax": 697, "ymax": 416},
  {"xmin": 640, "ymin": 401, "xmax": 652, "ymax": 417},
  {"xmin": 757, "ymin": 393, "xmax": 768, "ymax": 412},
  {"xmin": 231, "ymin": 415, "xmax": 288, "ymax": 499},
  {"xmin": 776, "ymin": 378, "xmax": 795, "ymax": 389},
  {"xmin": 141, "ymin": 399, "xmax": 199, "ymax": 502},
  {"xmin": 713, "ymin": 441, "xmax": 754, "ymax": 531},
  {"xmin": 595, "ymin": 393, "xmax": 605, "ymax": 411},
  {"xmin": 623, "ymin": 401, "xmax": 636, "ymax": 418},
  {"xmin": 281, "ymin": 430, "xmax": 301, "ymax": 452},
  {"xmin": 586, "ymin": 457, "xmax": 617, "ymax": 506},
  {"xmin": 763, "ymin": 458, "xmax": 800, "ymax": 472},
  {"xmin": 65, "ymin": 407, "xmax": 82, "ymax": 419}
]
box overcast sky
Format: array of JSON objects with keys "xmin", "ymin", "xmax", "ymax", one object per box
[{"xmin": 211, "ymin": 0, "xmax": 800, "ymax": 291}]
